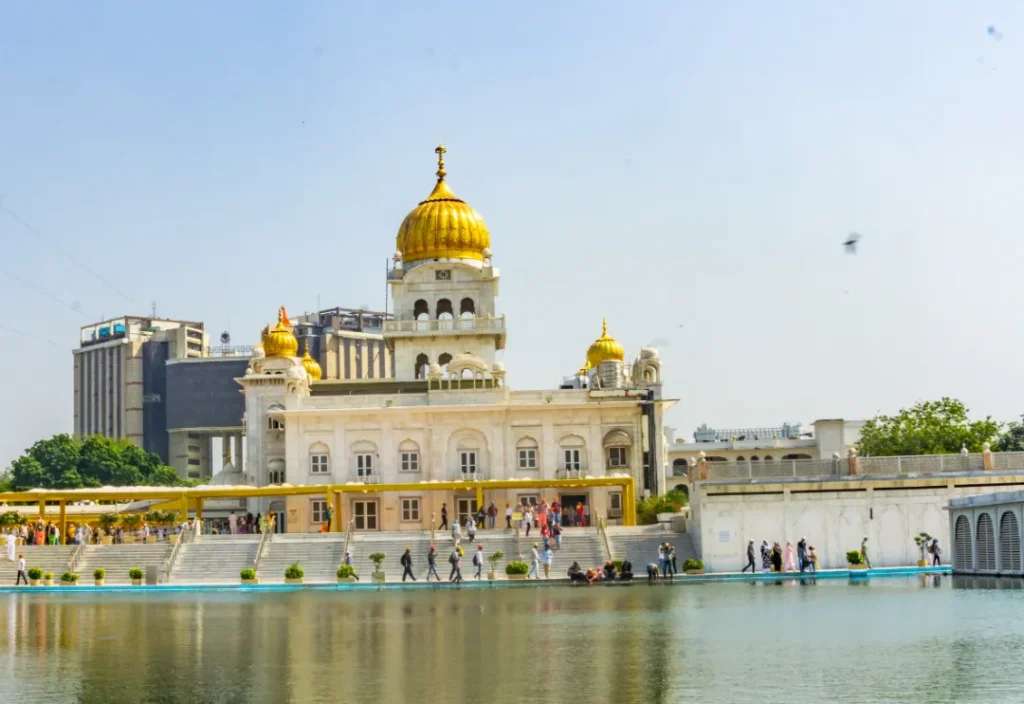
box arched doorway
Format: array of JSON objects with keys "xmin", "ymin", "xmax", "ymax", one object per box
[
  {"xmin": 999, "ymin": 511, "xmax": 1021, "ymax": 572},
  {"xmin": 954, "ymin": 515, "xmax": 972, "ymax": 570},
  {"xmin": 976, "ymin": 513, "xmax": 995, "ymax": 571}
]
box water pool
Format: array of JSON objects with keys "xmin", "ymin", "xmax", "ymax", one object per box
[{"xmin": 1, "ymin": 575, "xmax": 1022, "ymax": 703}]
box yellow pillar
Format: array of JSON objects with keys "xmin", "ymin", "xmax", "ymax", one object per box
[
  {"xmin": 179, "ymin": 494, "xmax": 188, "ymax": 523},
  {"xmin": 623, "ymin": 480, "xmax": 636, "ymax": 526},
  {"xmin": 59, "ymin": 501, "xmax": 67, "ymax": 544},
  {"xmin": 326, "ymin": 488, "xmax": 336, "ymax": 532},
  {"xmin": 38, "ymin": 500, "xmax": 45, "ymax": 520},
  {"xmin": 196, "ymin": 498, "xmax": 204, "ymax": 520},
  {"xmin": 475, "ymin": 484, "xmax": 484, "ymax": 510}
]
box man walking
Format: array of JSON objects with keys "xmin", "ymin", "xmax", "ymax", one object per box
[
  {"xmin": 861, "ymin": 537, "xmax": 872, "ymax": 568},
  {"xmin": 487, "ymin": 502, "xmax": 497, "ymax": 530},
  {"xmin": 449, "ymin": 547, "xmax": 463, "ymax": 583},
  {"xmin": 742, "ymin": 540, "xmax": 756, "ymax": 573},
  {"xmin": 930, "ymin": 538, "xmax": 942, "ymax": 566},
  {"xmin": 439, "ymin": 503, "xmax": 449, "ymax": 531},
  {"xmin": 426, "ymin": 545, "xmax": 440, "ymax": 581},
  {"xmin": 505, "ymin": 503, "xmax": 513, "ymax": 529},
  {"xmin": 797, "ymin": 538, "xmax": 807, "ymax": 573},
  {"xmin": 15, "ymin": 554, "xmax": 27, "ymax": 586},
  {"xmin": 472, "ymin": 544, "xmax": 484, "ymax": 580},
  {"xmin": 400, "ymin": 548, "xmax": 416, "ymax": 582},
  {"xmin": 528, "ymin": 543, "xmax": 540, "ymax": 579},
  {"xmin": 542, "ymin": 543, "xmax": 553, "ymax": 579}
]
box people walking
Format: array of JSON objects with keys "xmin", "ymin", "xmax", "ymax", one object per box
[
  {"xmin": 449, "ymin": 547, "xmax": 463, "ymax": 583},
  {"xmin": 451, "ymin": 517, "xmax": 462, "ymax": 545},
  {"xmin": 552, "ymin": 521, "xmax": 562, "ymax": 549},
  {"xmin": 668, "ymin": 543, "xmax": 677, "ymax": 575},
  {"xmin": 742, "ymin": 540, "xmax": 756, "ymax": 573},
  {"xmin": 439, "ymin": 503, "xmax": 449, "ymax": 531},
  {"xmin": 528, "ymin": 543, "xmax": 540, "ymax": 579},
  {"xmin": 542, "ymin": 544, "xmax": 553, "ymax": 579},
  {"xmin": 400, "ymin": 548, "xmax": 416, "ymax": 582},
  {"xmin": 425, "ymin": 545, "xmax": 440, "ymax": 581},
  {"xmin": 797, "ymin": 538, "xmax": 807, "ymax": 572},
  {"xmin": 522, "ymin": 509, "xmax": 532, "ymax": 537},
  {"xmin": 487, "ymin": 502, "xmax": 497, "ymax": 529},
  {"xmin": 473, "ymin": 545, "xmax": 484, "ymax": 580},
  {"xmin": 784, "ymin": 541, "xmax": 796, "ymax": 572},
  {"xmin": 575, "ymin": 502, "xmax": 585, "ymax": 527},
  {"xmin": 467, "ymin": 516, "xmax": 477, "ymax": 542},
  {"xmin": 930, "ymin": 539, "xmax": 942, "ymax": 566},
  {"xmin": 861, "ymin": 537, "xmax": 872, "ymax": 568},
  {"xmin": 550, "ymin": 499, "xmax": 561, "ymax": 527},
  {"xmin": 15, "ymin": 554, "xmax": 27, "ymax": 585},
  {"xmin": 771, "ymin": 542, "xmax": 783, "ymax": 572},
  {"xmin": 760, "ymin": 540, "xmax": 771, "ymax": 571},
  {"xmin": 807, "ymin": 545, "xmax": 818, "ymax": 573},
  {"xmin": 505, "ymin": 503, "xmax": 513, "ymax": 529}
]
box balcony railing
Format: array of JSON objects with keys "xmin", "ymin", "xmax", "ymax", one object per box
[
  {"xmin": 696, "ymin": 451, "xmax": 1024, "ymax": 482},
  {"xmin": 452, "ymin": 468, "xmax": 486, "ymax": 480},
  {"xmin": 383, "ymin": 316, "xmax": 506, "ymax": 336},
  {"xmin": 349, "ymin": 472, "xmax": 381, "ymax": 484}
]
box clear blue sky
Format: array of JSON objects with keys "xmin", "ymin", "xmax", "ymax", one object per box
[{"xmin": 2, "ymin": 2, "xmax": 1022, "ymax": 468}]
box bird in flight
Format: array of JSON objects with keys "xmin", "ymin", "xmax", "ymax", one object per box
[{"xmin": 843, "ymin": 233, "xmax": 861, "ymax": 254}]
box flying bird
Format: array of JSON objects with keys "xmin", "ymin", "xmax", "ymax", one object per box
[
  {"xmin": 843, "ymin": 233, "xmax": 861, "ymax": 254},
  {"xmin": 987, "ymin": 25, "xmax": 1003, "ymax": 40}
]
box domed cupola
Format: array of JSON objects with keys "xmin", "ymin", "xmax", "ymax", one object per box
[
  {"xmin": 586, "ymin": 319, "xmax": 625, "ymax": 369},
  {"xmin": 301, "ymin": 344, "xmax": 322, "ymax": 381},
  {"xmin": 261, "ymin": 306, "xmax": 299, "ymax": 358},
  {"xmin": 395, "ymin": 145, "xmax": 490, "ymax": 265}
]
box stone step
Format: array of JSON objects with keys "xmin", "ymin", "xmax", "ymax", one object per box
[{"xmin": 0, "ymin": 545, "xmax": 74, "ymax": 581}]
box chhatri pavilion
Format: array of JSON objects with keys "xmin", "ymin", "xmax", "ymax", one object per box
[{"xmin": 238, "ymin": 147, "xmax": 671, "ymax": 532}]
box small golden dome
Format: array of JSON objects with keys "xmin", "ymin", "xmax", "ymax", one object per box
[
  {"xmin": 262, "ymin": 306, "xmax": 298, "ymax": 358},
  {"xmin": 396, "ymin": 145, "xmax": 491, "ymax": 264},
  {"xmin": 301, "ymin": 344, "xmax": 322, "ymax": 381},
  {"xmin": 586, "ymin": 319, "xmax": 625, "ymax": 368}
]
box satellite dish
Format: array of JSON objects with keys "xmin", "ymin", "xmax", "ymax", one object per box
[{"xmin": 220, "ymin": 331, "xmax": 231, "ymax": 345}]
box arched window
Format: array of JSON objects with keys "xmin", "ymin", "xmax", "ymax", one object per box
[
  {"xmin": 603, "ymin": 430, "xmax": 631, "ymax": 470},
  {"xmin": 414, "ymin": 299, "xmax": 430, "ymax": 320},
  {"xmin": 516, "ymin": 436, "xmax": 539, "ymax": 470},
  {"xmin": 999, "ymin": 511, "xmax": 1021, "ymax": 572},
  {"xmin": 705, "ymin": 456, "xmax": 728, "ymax": 462},
  {"xmin": 399, "ymin": 439, "xmax": 420, "ymax": 473},
  {"xmin": 459, "ymin": 298, "xmax": 475, "ymax": 317},
  {"xmin": 267, "ymin": 458, "xmax": 286, "ymax": 485},
  {"xmin": 954, "ymin": 515, "xmax": 972, "ymax": 570},
  {"xmin": 560, "ymin": 434, "xmax": 586, "ymax": 473},
  {"xmin": 267, "ymin": 404, "xmax": 285, "ymax": 431},
  {"xmin": 736, "ymin": 456, "xmax": 746, "ymax": 462},
  {"xmin": 782, "ymin": 453, "xmax": 812, "ymax": 460},
  {"xmin": 309, "ymin": 442, "xmax": 330, "ymax": 475},
  {"xmin": 977, "ymin": 513, "xmax": 995, "ymax": 571},
  {"xmin": 414, "ymin": 353, "xmax": 429, "ymax": 379},
  {"xmin": 436, "ymin": 298, "xmax": 453, "ymax": 319},
  {"xmin": 351, "ymin": 441, "xmax": 377, "ymax": 480},
  {"xmin": 750, "ymin": 456, "xmax": 760, "ymax": 461},
  {"xmin": 672, "ymin": 458, "xmax": 688, "ymax": 477},
  {"xmin": 763, "ymin": 455, "xmax": 774, "ymax": 461},
  {"xmin": 438, "ymin": 352, "xmax": 452, "ymax": 374}
]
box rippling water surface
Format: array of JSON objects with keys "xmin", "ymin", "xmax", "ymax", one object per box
[{"xmin": 2, "ymin": 576, "xmax": 1023, "ymax": 703}]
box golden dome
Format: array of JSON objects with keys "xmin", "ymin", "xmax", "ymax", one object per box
[
  {"xmin": 301, "ymin": 344, "xmax": 322, "ymax": 381},
  {"xmin": 262, "ymin": 306, "xmax": 298, "ymax": 358},
  {"xmin": 396, "ymin": 145, "xmax": 490, "ymax": 264},
  {"xmin": 586, "ymin": 319, "xmax": 625, "ymax": 368}
]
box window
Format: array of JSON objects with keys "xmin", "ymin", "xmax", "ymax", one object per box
[
  {"xmin": 607, "ymin": 446, "xmax": 628, "ymax": 468},
  {"xmin": 356, "ymin": 453, "xmax": 374, "ymax": 478},
  {"xmin": 460, "ymin": 450, "xmax": 478, "ymax": 475},
  {"xmin": 311, "ymin": 500, "xmax": 328, "ymax": 523},
  {"xmin": 563, "ymin": 449, "xmax": 581, "ymax": 471},
  {"xmin": 609, "ymin": 491, "xmax": 623, "ymax": 518},
  {"xmin": 519, "ymin": 495, "xmax": 538, "ymax": 507},
  {"xmin": 401, "ymin": 497, "xmax": 421, "ymax": 522},
  {"xmin": 187, "ymin": 458, "xmax": 201, "ymax": 466},
  {"xmin": 268, "ymin": 417, "xmax": 284, "ymax": 430},
  {"xmin": 435, "ymin": 270, "xmax": 451, "ymax": 281},
  {"xmin": 518, "ymin": 448, "xmax": 537, "ymax": 469},
  {"xmin": 269, "ymin": 469, "xmax": 286, "ymax": 484},
  {"xmin": 401, "ymin": 451, "xmax": 419, "ymax": 472},
  {"xmin": 310, "ymin": 454, "xmax": 329, "ymax": 474}
]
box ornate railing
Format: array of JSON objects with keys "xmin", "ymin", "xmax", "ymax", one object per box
[{"xmin": 383, "ymin": 316, "xmax": 505, "ymax": 335}]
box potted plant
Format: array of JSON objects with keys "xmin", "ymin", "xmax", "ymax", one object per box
[
  {"xmin": 913, "ymin": 532, "xmax": 933, "ymax": 567},
  {"xmin": 683, "ymin": 558, "xmax": 705, "ymax": 575},
  {"xmin": 612, "ymin": 559, "xmax": 624, "ymax": 574},
  {"xmin": 487, "ymin": 550, "xmax": 505, "ymax": 580},
  {"xmin": 505, "ymin": 560, "xmax": 529, "ymax": 580},
  {"xmin": 847, "ymin": 550, "xmax": 867, "ymax": 569},
  {"xmin": 43, "ymin": 572, "xmax": 54, "ymax": 586},
  {"xmin": 121, "ymin": 515, "xmax": 142, "ymax": 543},
  {"xmin": 337, "ymin": 564, "xmax": 358, "ymax": 583},
  {"xmin": 284, "ymin": 562, "xmax": 304, "ymax": 584},
  {"xmin": 93, "ymin": 568, "xmax": 106, "ymax": 586},
  {"xmin": 369, "ymin": 552, "xmax": 386, "ymax": 583},
  {"xmin": 240, "ymin": 567, "xmax": 258, "ymax": 585},
  {"xmin": 98, "ymin": 514, "xmax": 118, "ymax": 544},
  {"xmin": 27, "ymin": 567, "xmax": 43, "ymax": 586},
  {"xmin": 60, "ymin": 572, "xmax": 79, "ymax": 586},
  {"xmin": 129, "ymin": 566, "xmax": 144, "ymax": 586}
]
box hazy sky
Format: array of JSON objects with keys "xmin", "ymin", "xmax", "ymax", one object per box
[{"xmin": 2, "ymin": 2, "xmax": 1022, "ymax": 469}]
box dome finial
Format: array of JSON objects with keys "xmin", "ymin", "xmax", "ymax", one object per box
[
  {"xmin": 434, "ymin": 144, "xmax": 447, "ymax": 182},
  {"xmin": 601, "ymin": 318, "xmax": 608, "ymax": 337}
]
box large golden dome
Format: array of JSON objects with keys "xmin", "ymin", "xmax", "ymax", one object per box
[
  {"xmin": 586, "ymin": 319, "xmax": 625, "ymax": 368},
  {"xmin": 396, "ymin": 145, "xmax": 490, "ymax": 264},
  {"xmin": 262, "ymin": 306, "xmax": 298, "ymax": 358},
  {"xmin": 301, "ymin": 344, "xmax": 322, "ymax": 381}
]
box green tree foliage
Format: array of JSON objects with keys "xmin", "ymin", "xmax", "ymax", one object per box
[
  {"xmin": 996, "ymin": 416, "xmax": 1024, "ymax": 452},
  {"xmin": 857, "ymin": 398, "xmax": 1000, "ymax": 456},
  {"xmin": 6, "ymin": 434, "xmax": 185, "ymax": 491},
  {"xmin": 637, "ymin": 488, "xmax": 688, "ymax": 525}
]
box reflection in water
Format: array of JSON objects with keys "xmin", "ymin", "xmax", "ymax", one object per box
[{"xmin": 1, "ymin": 579, "xmax": 1024, "ymax": 703}]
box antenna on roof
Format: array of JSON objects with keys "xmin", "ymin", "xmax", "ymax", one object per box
[{"xmin": 151, "ymin": 300, "xmax": 157, "ymax": 319}]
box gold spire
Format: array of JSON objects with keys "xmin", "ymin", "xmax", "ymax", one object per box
[
  {"xmin": 396, "ymin": 146, "xmax": 490, "ymax": 264},
  {"xmin": 586, "ymin": 318, "xmax": 625, "ymax": 368},
  {"xmin": 301, "ymin": 342, "xmax": 322, "ymax": 381},
  {"xmin": 261, "ymin": 306, "xmax": 299, "ymax": 358}
]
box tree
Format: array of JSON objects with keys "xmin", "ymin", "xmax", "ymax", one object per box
[
  {"xmin": 995, "ymin": 416, "xmax": 1024, "ymax": 452},
  {"xmin": 857, "ymin": 398, "xmax": 1000, "ymax": 456}
]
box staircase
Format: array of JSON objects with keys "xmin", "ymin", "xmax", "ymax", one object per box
[
  {"xmin": 77, "ymin": 543, "xmax": 172, "ymax": 584},
  {"xmin": 171, "ymin": 535, "xmax": 260, "ymax": 583},
  {"xmin": 607, "ymin": 525, "xmax": 697, "ymax": 570},
  {"xmin": 256, "ymin": 534, "xmax": 345, "ymax": 583},
  {"xmin": 0, "ymin": 545, "xmax": 74, "ymax": 581}
]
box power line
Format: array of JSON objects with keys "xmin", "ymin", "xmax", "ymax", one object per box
[
  {"xmin": 0, "ymin": 323, "xmax": 62, "ymax": 348},
  {"xmin": 0, "ymin": 203, "xmax": 141, "ymax": 307},
  {"xmin": 0, "ymin": 265, "xmax": 97, "ymax": 320}
]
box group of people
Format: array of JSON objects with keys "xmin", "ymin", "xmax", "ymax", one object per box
[
  {"xmin": 391, "ymin": 543, "xmax": 493, "ymax": 583},
  {"xmin": 743, "ymin": 537, "xmax": 819, "ymax": 573},
  {"xmin": 568, "ymin": 560, "xmax": 634, "ymax": 584},
  {"xmin": 437, "ymin": 498, "xmax": 590, "ymax": 536}
]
